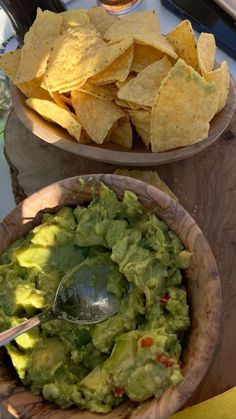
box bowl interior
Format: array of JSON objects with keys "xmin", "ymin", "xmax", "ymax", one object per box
[{"xmin": 0, "ymin": 174, "xmax": 222, "ymax": 418}]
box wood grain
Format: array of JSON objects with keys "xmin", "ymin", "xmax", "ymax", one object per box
[
  {"xmin": 10, "ymin": 75, "xmax": 236, "ymax": 166},
  {"xmin": 159, "ymin": 107, "xmax": 236, "ymax": 407},
  {"xmin": 0, "ymin": 175, "xmax": 221, "ymax": 419}
]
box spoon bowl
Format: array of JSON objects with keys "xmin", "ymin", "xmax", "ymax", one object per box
[
  {"xmin": 54, "ymin": 258, "xmax": 121, "ymax": 324},
  {"xmin": 0, "ymin": 256, "xmax": 121, "ymax": 347}
]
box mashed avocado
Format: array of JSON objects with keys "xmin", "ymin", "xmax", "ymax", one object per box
[{"xmin": 0, "ymin": 184, "xmax": 191, "ymax": 413}]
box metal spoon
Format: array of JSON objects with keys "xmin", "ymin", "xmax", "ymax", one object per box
[{"xmin": 0, "ymin": 258, "xmax": 120, "ymax": 347}]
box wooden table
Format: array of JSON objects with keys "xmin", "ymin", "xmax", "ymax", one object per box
[{"xmin": 2, "ymin": 108, "xmax": 236, "ymax": 415}]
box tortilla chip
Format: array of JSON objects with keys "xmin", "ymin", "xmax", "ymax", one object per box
[
  {"xmin": 0, "ymin": 49, "xmax": 21, "ymax": 82},
  {"xmin": 197, "ymin": 33, "xmax": 216, "ymax": 75},
  {"xmin": 104, "ymin": 11, "xmax": 177, "ymax": 59},
  {"xmin": 80, "ymin": 130, "xmax": 92, "ymax": 144},
  {"xmin": 109, "ymin": 116, "xmax": 133, "ymax": 149},
  {"xmin": 18, "ymin": 77, "xmax": 51, "ymax": 100},
  {"xmin": 42, "ymin": 28, "xmax": 133, "ymax": 92},
  {"xmin": 4, "ymin": 8, "xmax": 227, "ymax": 155},
  {"xmin": 15, "ymin": 9, "xmax": 62, "ymax": 83},
  {"xmin": 150, "ymin": 59, "xmax": 219, "ymax": 152},
  {"xmin": 49, "ymin": 91, "xmax": 70, "ymax": 110},
  {"xmin": 71, "ymin": 90, "xmax": 125, "ymax": 144},
  {"xmin": 131, "ymin": 44, "xmax": 164, "ymax": 73},
  {"xmin": 26, "ymin": 98, "xmax": 82, "ymax": 141},
  {"xmin": 0, "ymin": 49, "xmax": 50, "ymax": 100},
  {"xmin": 204, "ymin": 61, "xmax": 229, "ymax": 113},
  {"xmin": 42, "ymin": 23, "xmax": 104, "ymax": 91},
  {"xmin": 128, "ymin": 109, "xmax": 151, "ymax": 148},
  {"xmin": 0, "ymin": 50, "xmax": 51, "ymax": 100},
  {"xmin": 116, "ymin": 75, "xmax": 134, "ymax": 89},
  {"xmin": 118, "ymin": 56, "xmax": 172, "ymax": 107},
  {"xmin": 167, "ymin": 20, "xmax": 199, "ymax": 71},
  {"xmin": 78, "ymin": 81, "xmax": 117, "ymax": 101},
  {"xmin": 115, "ymin": 98, "xmax": 150, "ymax": 111},
  {"xmin": 104, "ymin": 10, "xmax": 160, "ymax": 39},
  {"xmin": 88, "ymin": 6, "xmax": 118, "ymax": 36},
  {"xmin": 114, "ymin": 169, "xmax": 178, "ymax": 201},
  {"xmin": 89, "ymin": 44, "xmax": 134, "ymax": 85},
  {"xmin": 60, "ymin": 9, "xmax": 90, "ymax": 31},
  {"xmin": 60, "ymin": 93, "xmax": 72, "ymax": 106},
  {"xmin": 135, "ymin": 34, "xmax": 177, "ymax": 60}
]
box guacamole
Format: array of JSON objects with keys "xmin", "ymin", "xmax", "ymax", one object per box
[{"xmin": 0, "ymin": 184, "xmax": 191, "ymax": 413}]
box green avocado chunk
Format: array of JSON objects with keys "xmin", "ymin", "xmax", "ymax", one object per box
[{"xmin": 0, "ymin": 183, "xmax": 191, "ymax": 413}]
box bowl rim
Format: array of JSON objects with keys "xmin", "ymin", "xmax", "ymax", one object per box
[
  {"xmin": 11, "ymin": 74, "xmax": 236, "ymax": 167},
  {"xmin": 0, "ymin": 174, "xmax": 222, "ymax": 418}
]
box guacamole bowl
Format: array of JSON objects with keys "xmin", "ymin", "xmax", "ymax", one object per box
[{"xmin": 0, "ymin": 174, "xmax": 222, "ymax": 419}]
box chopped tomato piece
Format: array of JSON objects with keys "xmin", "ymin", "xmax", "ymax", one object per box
[
  {"xmin": 164, "ymin": 358, "xmax": 174, "ymax": 368},
  {"xmin": 156, "ymin": 352, "xmax": 174, "ymax": 368},
  {"xmin": 114, "ymin": 386, "xmax": 124, "ymax": 396},
  {"xmin": 160, "ymin": 293, "xmax": 170, "ymax": 304},
  {"xmin": 141, "ymin": 337, "xmax": 154, "ymax": 348}
]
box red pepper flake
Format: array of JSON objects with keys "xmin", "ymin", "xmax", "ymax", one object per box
[
  {"xmin": 179, "ymin": 360, "xmax": 184, "ymax": 369},
  {"xmin": 114, "ymin": 386, "xmax": 124, "ymax": 396},
  {"xmin": 141, "ymin": 337, "xmax": 154, "ymax": 348},
  {"xmin": 160, "ymin": 293, "xmax": 170, "ymax": 305}
]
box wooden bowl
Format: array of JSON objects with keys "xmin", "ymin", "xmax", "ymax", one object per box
[
  {"xmin": 11, "ymin": 76, "xmax": 236, "ymax": 167},
  {"xmin": 0, "ymin": 174, "xmax": 222, "ymax": 419}
]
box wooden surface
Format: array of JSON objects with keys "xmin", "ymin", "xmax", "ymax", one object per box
[
  {"xmin": 0, "ymin": 174, "xmax": 221, "ymax": 419},
  {"xmin": 2, "ymin": 107, "xmax": 236, "ymax": 416},
  {"xmin": 11, "ymin": 76, "xmax": 236, "ymax": 166}
]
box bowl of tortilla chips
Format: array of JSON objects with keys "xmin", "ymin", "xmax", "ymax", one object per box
[{"xmin": 1, "ymin": 7, "xmax": 235, "ymax": 165}]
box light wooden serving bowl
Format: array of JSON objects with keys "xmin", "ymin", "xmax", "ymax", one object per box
[
  {"xmin": 0, "ymin": 174, "xmax": 222, "ymax": 419},
  {"xmin": 11, "ymin": 75, "xmax": 236, "ymax": 166}
]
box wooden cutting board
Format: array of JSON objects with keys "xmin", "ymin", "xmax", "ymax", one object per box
[{"xmin": 3, "ymin": 108, "xmax": 236, "ymax": 414}]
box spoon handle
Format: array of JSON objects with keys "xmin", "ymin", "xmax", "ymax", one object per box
[{"xmin": 0, "ymin": 308, "xmax": 55, "ymax": 347}]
